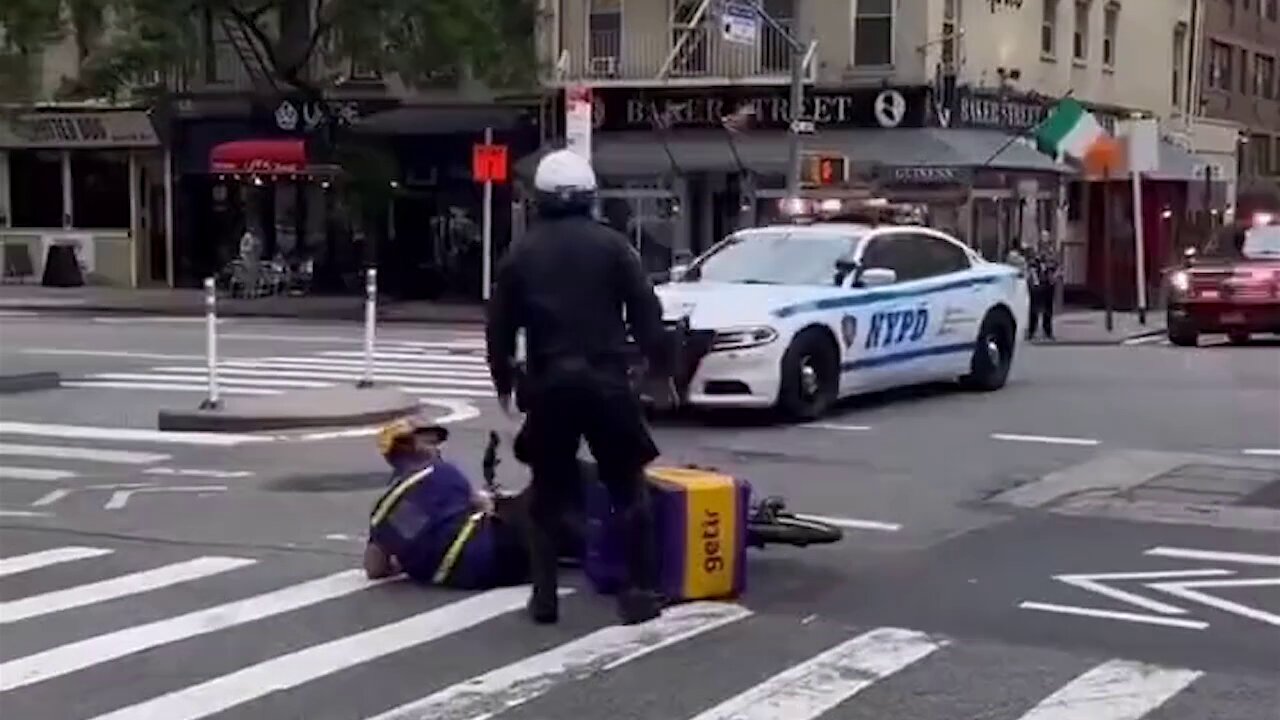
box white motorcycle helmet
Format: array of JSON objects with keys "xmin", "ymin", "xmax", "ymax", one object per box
[{"xmin": 532, "ymin": 149, "xmax": 598, "ymax": 216}]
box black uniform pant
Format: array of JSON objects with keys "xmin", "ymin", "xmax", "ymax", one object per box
[
  {"xmin": 514, "ymin": 361, "xmax": 661, "ymax": 596},
  {"xmin": 1028, "ymin": 285, "xmax": 1055, "ymax": 339}
]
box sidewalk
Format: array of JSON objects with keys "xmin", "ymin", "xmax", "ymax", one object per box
[
  {"xmin": 0, "ymin": 285, "xmax": 485, "ymax": 324},
  {"xmin": 1033, "ymin": 308, "xmax": 1166, "ymax": 346}
]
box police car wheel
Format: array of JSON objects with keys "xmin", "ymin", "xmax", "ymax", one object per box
[
  {"xmin": 1227, "ymin": 331, "xmax": 1250, "ymax": 345},
  {"xmin": 777, "ymin": 329, "xmax": 838, "ymax": 421},
  {"xmin": 962, "ymin": 311, "xmax": 1013, "ymax": 392},
  {"xmin": 1167, "ymin": 326, "xmax": 1198, "ymax": 347}
]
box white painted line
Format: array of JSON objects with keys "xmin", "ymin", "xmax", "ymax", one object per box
[
  {"xmin": 792, "ymin": 514, "xmax": 901, "ymax": 532},
  {"xmin": 684, "ymin": 627, "xmax": 944, "ymax": 720},
  {"xmin": 0, "ymin": 443, "xmax": 170, "ymax": 465},
  {"xmin": 1017, "ymin": 602, "xmax": 1208, "ymax": 630},
  {"xmin": 383, "ymin": 340, "xmax": 486, "ymax": 350},
  {"xmin": 60, "ymin": 381, "xmax": 280, "ymax": 395},
  {"xmin": 1122, "ymin": 334, "xmax": 1166, "ymax": 346},
  {"xmin": 0, "ymin": 509, "xmax": 53, "ymax": 518},
  {"xmin": 1145, "ymin": 546, "xmax": 1280, "ymax": 567},
  {"xmin": 400, "ymin": 385, "xmax": 494, "ymax": 399},
  {"xmin": 31, "ymin": 488, "xmax": 74, "ymax": 506},
  {"xmin": 1054, "ymin": 569, "xmax": 1232, "ymax": 616},
  {"xmin": 85, "ymin": 586, "xmax": 564, "ymax": 720},
  {"xmin": 0, "ymin": 422, "xmax": 272, "ymax": 447},
  {"xmin": 0, "ymin": 310, "xmax": 39, "ymax": 317},
  {"xmin": 150, "ymin": 366, "xmax": 495, "ymax": 387},
  {"xmin": 991, "ymin": 433, "xmax": 1101, "ymax": 447},
  {"xmin": 320, "ymin": 350, "xmax": 486, "ymax": 364},
  {"xmin": 1242, "ymin": 448, "xmax": 1280, "ymax": 457},
  {"xmin": 0, "ymin": 556, "xmax": 256, "ymax": 624},
  {"xmin": 0, "ymin": 547, "xmax": 112, "ymax": 577},
  {"xmin": 104, "ymin": 485, "xmax": 228, "ymax": 509},
  {"xmin": 370, "ymin": 602, "xmax": 752, "ymax": 720},
  {"xmin": 22, "ymin": 348, "xmax": 205, "ymax": 361},
  {"xmin": 0, "ymin": 465, "xmax": 76, "ymax": 481},
  {"xmin": 220, "ymin": 357, "xmax": 492, "ymax": 377},
  {"xmin": 93, "ymin": 316, "xmax": 225, "ymax": 325},
  {"xmin": 804, "ymin": 423, "xmax": 872, "ymax": 431},
  {"xmin": 325, "ymin": 533, "xmax": 360, "ymax": 541},
  {"xmin": 1148, "ymin": 577, "xmax": 1280, "ymax": 627},
  {"xmin": 143, "ymin": 467, "xmax": 255, "ymax": 479},
  {"xmin": 1015, "ymin": 659, "xmax": 1202, "ymax": 720},
  {"xmin": 0, "ymin": 569, "xmax": 389, "ymax": 691},
  {"xmin": 87, "ymin": 373, "xmax": 331, "ymax": 389}
]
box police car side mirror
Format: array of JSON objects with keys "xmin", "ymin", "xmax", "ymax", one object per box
[
  {"xmin": 859, "ymin": 267, "xmax": 897, "ymax": 288},
  {"xmin": 670, "ymin": 264, "xmax": 689, "ymax": 282}
]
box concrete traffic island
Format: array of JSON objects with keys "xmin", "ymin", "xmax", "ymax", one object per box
[
  {"xmin": 157, "ymin": 386, "xmax": 419, "ymax": 432},
  {"xmin": 0, "ymin": 372, "xmax": 61, "ymax": 394}
]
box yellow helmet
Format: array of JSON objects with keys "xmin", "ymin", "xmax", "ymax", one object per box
[{"xmin": 376, "ymin": 418, "xmax": 449, "ymax": 456}]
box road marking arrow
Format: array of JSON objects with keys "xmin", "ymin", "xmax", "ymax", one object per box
[
  {"xmin": 103, "ymin": 485, "xmax": 227, "ymax": 510},
  {"xmin": 1054, "ymin": 569, "xmax": 1232, "ymax": 615},
  {"xmin": 1148, "ymin": 576, "xmax": 1280, "ymax": 628}
]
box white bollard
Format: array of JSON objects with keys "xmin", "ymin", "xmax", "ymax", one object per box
[
  {"xmin": 359, "ymin": 267, "xmax": 377, "ymax": 388},
  {"xmin": 200, "ymin": 276, "xmax": 220, "ymax": 409}
]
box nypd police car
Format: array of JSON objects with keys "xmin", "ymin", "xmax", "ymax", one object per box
[{"xmin": 647, "ymin": 211, "xmax": 1029, "ymax": 420}]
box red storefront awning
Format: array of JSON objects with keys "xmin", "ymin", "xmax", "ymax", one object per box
[{"xmin": 210, "ymin": 139, "xmax": 306, "ymax": 174}]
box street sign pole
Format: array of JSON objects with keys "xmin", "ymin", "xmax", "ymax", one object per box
[
  {"xmin": 482, "ymin": 127, "xmax": 494, "ymax": 301},
  {"xmin": 786, "ymin": 48, "xmax": 804, "ymax": 199}
]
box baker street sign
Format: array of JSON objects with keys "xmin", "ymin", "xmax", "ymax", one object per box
[{"xmin": 591, "ymin": 86, "xmax": 931, "ymax": 131}]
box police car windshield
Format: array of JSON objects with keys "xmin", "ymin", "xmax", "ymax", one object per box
[
  {"xmin": 1242, "ymin": 225, "xmax": 1280, "ymax": 259},
  {"xmin": 691, "ymin": 231, "xmax": 860, "ymax": 286}
]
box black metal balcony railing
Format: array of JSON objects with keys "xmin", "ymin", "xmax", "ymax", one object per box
[{"xmin": 557, "ymin": 22, "xmax": 810, "ymax": 85}]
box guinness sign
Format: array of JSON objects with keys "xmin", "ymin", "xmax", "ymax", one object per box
[{"xmin": 880, "ymin": 165, "xmax": 973, "ymax": 185}]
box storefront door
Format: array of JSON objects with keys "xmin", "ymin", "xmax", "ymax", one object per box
[{"xmin": 969, "ymin": 194, "xmax": 1020, "ymax": 262}]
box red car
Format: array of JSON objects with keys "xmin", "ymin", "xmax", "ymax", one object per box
[{"xmin": 1166, "ymin": 213, "xmax": 1280, "ymax": 346}]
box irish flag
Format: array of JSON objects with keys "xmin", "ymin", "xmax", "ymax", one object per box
[{"xmin": 1034, "ymin": 98, "xmax": 1122, "ymax": 174}]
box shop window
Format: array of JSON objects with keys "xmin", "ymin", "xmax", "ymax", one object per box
[
  {"xmin": 1240, "ymin": 49, "xmax": 1250, "ymax": 94},
  {"xmin": 1073, "ymin": 0, "xmax": 1090, "ymax": 63},
  {"xmin": 9, "ymin": 150, "xmax": 64, "ymax": 228},
  {"xmin": 1101, "ymin": 4, "xmax": 1117, "ymax": 69},
  {"xmin": 1041, "ymin": 0, "xmax": 1058, "ymax": 57},
  {"xmin": 1208, "ymin": 41, "xmax": 1233, "ymax": 90},
  {"xmin": 1172, "ymin": 24, "xmax": 1186, "ymax": 107},
  {"xmin": 852, "ymin": 0, "xmax": 894, "ymax": 67},
  {"xmin": 71, "ymin": 150, "xmax": 130, "ymax": 229},
  {"xmin": 1255, "ymin": 54, "xmax": 1275, "ymax": 98}
]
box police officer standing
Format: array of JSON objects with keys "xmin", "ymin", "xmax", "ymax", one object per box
[{"xmin": 484, "ymin": 149, "xmax": 674, "ymax": 626}]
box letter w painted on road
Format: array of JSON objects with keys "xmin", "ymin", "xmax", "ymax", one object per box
[{"xmin": 864, "ymin": 308, "xmax": 929, "ymax": 349}]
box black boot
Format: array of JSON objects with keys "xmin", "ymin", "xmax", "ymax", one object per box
[
  {"xmin": 525, "ymin": 510, "xmax": 560, "ymax": 624},
  {"xmin": 615, "ymin": 498, "xmax": 663, "ymax": 625}
]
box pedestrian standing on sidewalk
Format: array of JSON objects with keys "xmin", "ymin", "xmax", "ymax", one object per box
[{"xmin": 1026, "ymin": 238, "xmax": 1060, "ymax": 341}]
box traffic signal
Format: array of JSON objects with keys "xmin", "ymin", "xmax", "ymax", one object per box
[{"xmin": 802, "ymin": 154, "xmax": 847, "ymax": 187}]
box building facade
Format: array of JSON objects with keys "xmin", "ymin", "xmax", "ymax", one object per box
[
  {"xmin": 1198, "ymin": 0, "xmax": 1280, "ymax": 204},
  {"xmin": 0, "ymin": 20, "xmax": 168, "ymax": 288},
  {"xmin": 534, "ymin": 0, "xmax": 1207, "ymax": 290}
]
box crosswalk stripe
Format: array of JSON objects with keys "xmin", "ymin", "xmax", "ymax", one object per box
[
  {"xmin": 0, "ymin": 570, "xmax": 383, "ymax": 692},
  {"xmin": 399, "ymin": 385, "xmax": 495, "ymax": 398},
  {"xmin": 1015, "ymin": 659, "xmax": 1201, "ymax": 720},
  {"xmin": 684, "ymin": 626, "xmax": 945, "ymax": 720},
  {"xmin": 150, "ymin": 366, "xmax": 496, "ymax": 387},
  {"xmin": 321, "ymin": 350, "xmax": 484, "ymax": 363},
  {"xmin": 221, "ymin": 357, "xmax": 492, "ymax": 377},
  {"xmin": 0, "ymin": 465, "xmax": 77, "ymax": 481},
  {"xmin": 0, "ymin": 443, "xmax": 170, "ymax": 465},
  {"xmin": 0, "ymin": 422, "xmax": 271, "ymax": 447},
  {"xmin": 60, "ymin": 381, "xmax": 281, "ymax": 395},
  {"xmin": 368, "ymin": 601, "xmax": 753, "ymax": 720},
  {"xmin": 0, "ymin": 546, "xmax": 113, "ymax": 577},
  {"xmin": 0, "ymin": 557, "xmax": 257, "ymax": 624},
  {"xmin": 85, "ymin": 586, "xmax": 563, "ymax": 720},
  {"xmin": 87, "ymin": 373, "xmax": 331, "ymax": 389}
]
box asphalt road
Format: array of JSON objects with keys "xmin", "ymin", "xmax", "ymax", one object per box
[{"xmin": 1, "ymin": 312, "xmax": 1277, "ymax": 720}]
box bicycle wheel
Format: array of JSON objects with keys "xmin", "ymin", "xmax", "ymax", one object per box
[{"xmin": 746, "ymin": 514, "xmax": 843, "ymax": 548}]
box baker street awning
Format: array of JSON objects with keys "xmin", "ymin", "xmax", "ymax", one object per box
[
  {"xmin": 559, "ymin": 128, "xmax": 1073, "ymax": 178},
  {"xmin": 0, "ymin": 109, "xmax": 160, "ymax": 149}
]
